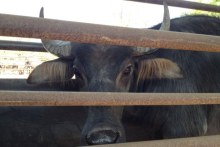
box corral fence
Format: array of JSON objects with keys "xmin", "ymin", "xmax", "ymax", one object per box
[{"xmin": 0, "ymin": 0, "xmax": 220, "ymax": 146}]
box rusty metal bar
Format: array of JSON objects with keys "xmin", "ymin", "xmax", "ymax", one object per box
[
  {"xmin": 0, "ymin": 14, "xmax": 220, "ymax": 52},
  {"xmin": 0, "ymin": 91, "xmax": 220, "ymax": 106},
  {"xmin": 127, "ymin": 0, "xmax": 220, "ymax": 13},
  {"xmin": 0, "ymin": 40, "xmax": 45, "ymax": 52},
  {"xmin": 90, "ymin": 135, "xmax": 220, "ymax": 147}
]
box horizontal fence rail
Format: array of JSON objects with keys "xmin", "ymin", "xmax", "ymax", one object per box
[
  {"xmin": 90, "ymin": 135, "xmax": 220, "ymax": 147},
  {"xmin": 0, "ymin": 14, "xmax": 220, "ymax": 52},
  {"xmin": 0, "ymin": 91, "xmax": 220, "ymax": 106},
  {"xmin": 0, "ymin": 40, "xmax": 45, "ymax": 52},
  {"xmin": 128, "ymin": 0, "xmax": 220, "ymax": 13}
]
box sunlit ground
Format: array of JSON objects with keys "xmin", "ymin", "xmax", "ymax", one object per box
[{"xmin": 0, "ymin": 50, "xmax": 56, "ymax": 79}]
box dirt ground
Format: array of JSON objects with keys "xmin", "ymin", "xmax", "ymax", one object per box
[{"xmin": 0, "ymin": 50, "xmax": 55, "ymax": 79}]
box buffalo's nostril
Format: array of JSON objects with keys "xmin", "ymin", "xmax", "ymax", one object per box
[{"xmin": 86, "ymin": 130, "xmax": 120, "ymax": 145}]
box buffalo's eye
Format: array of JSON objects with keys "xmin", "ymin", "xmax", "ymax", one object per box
[
  {"xmin": 122, "ymin": 64, "xmax": 134, "ymax": 76},
  {"xmin": 72, "ymin": 66, "xmax": 82, "ymax": 79}
]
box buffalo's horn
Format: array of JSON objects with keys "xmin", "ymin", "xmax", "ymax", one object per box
[
  {"xmin": 40, "ymin": 7, "xmax": 73, "ymax": 57},
  {"xmin": 159, "ymin": 1, "xmax": 170, "ymax": 31},
  {"xmin": 134, "ymin": 1, "xmax": 170, "ymax": 54}
]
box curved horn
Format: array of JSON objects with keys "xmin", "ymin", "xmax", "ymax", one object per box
[
  {"xmin": 159, "ymin": 1, "xmax": 170, "ymax": 31},
  {"xmin": 40, "ymin": 7, "xmax": 73, "ymax": 57},
  {"xmin": 134, "ymin": 1, "xmax": 170, "ymax": 54}
]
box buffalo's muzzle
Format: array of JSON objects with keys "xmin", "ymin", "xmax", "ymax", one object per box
[{"xmin": 86, "ymin": 128, "xmax": 121, "ymax": 145}]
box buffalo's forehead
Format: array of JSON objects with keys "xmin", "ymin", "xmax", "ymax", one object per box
[{"xmin": 75, "ymin": 44, "xmax": 133, "ymax": 79}]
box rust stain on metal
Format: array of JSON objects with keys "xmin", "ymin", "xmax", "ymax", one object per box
[
  {"xmin": 0, "ymin": 91, "xmax": 220, "ymax": 106},
  {"xmin": 0, "ymin": 14, "xmax": 220, "ymax": 52}
]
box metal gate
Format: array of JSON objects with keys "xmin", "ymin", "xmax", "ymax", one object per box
[{"xmin": 0, "ymin": 0, "xmax": 220, "ymax": 146}]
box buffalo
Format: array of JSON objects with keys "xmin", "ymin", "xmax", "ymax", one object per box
[{"xmin": 27, "ymin": 2, "xmax": 220, "ymax": 146}]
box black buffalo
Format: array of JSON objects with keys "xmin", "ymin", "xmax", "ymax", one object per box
[{"xmin": 27, "ymin": 3, "xmax": 220, "ymax": 146}]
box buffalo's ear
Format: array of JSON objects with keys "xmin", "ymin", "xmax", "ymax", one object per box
[
  {"xmin": 137, "ymin": 58, "xmax": 183, "ymax": 81},
  {"xmin": 27, "ymin": 59, "xmax": 74, "ymax": 84}
]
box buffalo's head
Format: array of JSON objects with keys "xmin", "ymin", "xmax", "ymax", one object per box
[{"xmin": 27, "ymin": 2, "xmax": 182, "ymax": 145}]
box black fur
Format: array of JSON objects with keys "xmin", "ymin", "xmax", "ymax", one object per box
[{"xmin": 124, "ymin": 15, "xmax": 220, "ymax": 140}]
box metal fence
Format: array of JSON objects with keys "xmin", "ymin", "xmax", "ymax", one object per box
[
  {"xmin": 127, "ymin": 0, "xmax": 220, "ymax": 13},
  {"xmin": 92, "ymin": 135, "xmax": 220, "ymax": 147},
  {"xmin": 0, "ymin": 0, "xmax": 220, "ymax": 105},
  {"xmin": 0, "ymin": 12, "xmax": 220, "ymax": 52},
  {"xmin": 0, "ymin": 0, "xmax": 220, "ymax": 146}
]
